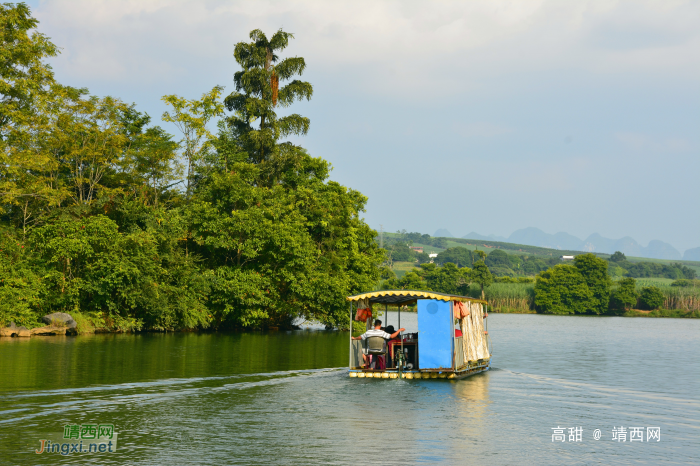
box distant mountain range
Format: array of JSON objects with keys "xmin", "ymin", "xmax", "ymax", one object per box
[
  {"xmin": 433, "ymin": 227, "xmax": 699, "ymax": 261},
  {"xmin": 433, "ymin": 229, "xmax": 454, "ymax": 238}
]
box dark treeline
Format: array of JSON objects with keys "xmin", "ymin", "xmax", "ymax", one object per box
[
  {"xmin": 0, "ymin": 5, "xmax": 383, "ymax": 330},
  {"xmin": 382, "ymin": 252, "xmax": 698, "ymax": 315},
  {"xmin": 607, "ymin": 252, "xmax": 696, "ymax": 279}
]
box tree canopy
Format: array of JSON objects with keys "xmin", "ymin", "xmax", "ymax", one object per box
[
  {"xmin": 534, "ymin": 264, "xmax": 593, "ymax": 315},
  {"xmin": 471, "ymin": 260, "xmax": 493, "ymax": 299},
  {"xmin": 436, "ymin": 247, "xmax": 472, "ymax": 268},
  {"xmin": 639, "ymin": 286, "xmax": 664, "ymax": 310},
  {"xmin": 609, "ymin": 278, "xmax": 637, "ymax": 310},
  {"xmin": 0, "ymin": 6, "xmax": 382, "ymax": 330}
]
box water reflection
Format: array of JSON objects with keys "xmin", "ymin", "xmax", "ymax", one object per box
[{"xmin": 0, "ymin": 315, "xmax": 697, "ymax": 465}]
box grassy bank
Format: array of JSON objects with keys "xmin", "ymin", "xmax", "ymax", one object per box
[
  {"xmin": 373, "ymin": 274, "xmax": 698, "ymax": 317},
  {"xmin": 618, "ymin": 309, "xmax": 700, "ymax": 318},
  {"xmin": 473, "ymin": 283, "xmax": 535, "ymax": 313},
  {"xmin": 475, "ymin": 281, "xmax": 700, "ymax": 316}
]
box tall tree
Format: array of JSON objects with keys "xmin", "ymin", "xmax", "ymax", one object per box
[
  {"xmin": 471, "ymin": 260, "xmax": 493, "ymax": 299},
  {"xmin": 0, "ymin": 2, "xmax": 58, "ymax": 134},
  {"xmin": 161, "ymin": 86, "xmax": 224, "ymax": 200},
  {"xmin": 1, "ymin": 3, "xmax": 62, "ymax": 232},
  {"xmin": 535, "ymin": 264, "xmax": 593, "ymax": 315},
  {"xmin": 610, "ymin": 277, "xmax": 637, "ymax": 310},
  {"xmin": 574, "ymin": 253, "xmax": 612, "ymax": 314},
  {"xmin": 224, "ymin": 29, "xmax": 313, "ymax": 167}
]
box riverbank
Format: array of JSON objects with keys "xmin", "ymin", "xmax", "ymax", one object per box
[
  {"xmin": 489, "ymin": 307, "xmax": 700, "ymax": 318},
  {"xmin": 5, "ymin": 298, "xmax": 698, "ymax": 341},
  {"xmin": 476, "ymin": 281, "xmax": 700, "ymax": 316}
]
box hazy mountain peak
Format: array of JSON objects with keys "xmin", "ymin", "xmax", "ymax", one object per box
[
  {"xmin": 684, "ymin": 247, "xmax": 700, "ymax": 261},
  {"xmin": 458, "ymin": 227, "xmax": 690, "ymax": 260},
  {"xmin": 508, "ymin": 227, "xmax": 584, "ymax": 251},
  {"xmin": 433, "ymin": 229, "xmax": 453, "ymax": 238},
  {"xmin": 462, "ymin": 232, "xmax": 508, "ymax": 242}
]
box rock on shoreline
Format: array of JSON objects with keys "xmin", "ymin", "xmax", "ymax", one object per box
[
  {"xmin": 41, "ymin": 312, "xmax": 77, "ymax": 329},
  {"xmin": 1, "ymin": 313, "xmax": 78, "ymax": 337}
]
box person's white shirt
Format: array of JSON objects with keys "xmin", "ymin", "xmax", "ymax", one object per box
[{"xmin": 360, "ymin": 329, "xmax": 391, "ymax": 340}]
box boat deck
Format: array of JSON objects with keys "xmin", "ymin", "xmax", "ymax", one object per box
[{"xmin": 348, "ymin": 359, "xmax": 490, "ymax": 380}]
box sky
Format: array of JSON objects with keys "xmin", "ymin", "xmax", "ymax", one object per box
[{"xmin": 26, "ymin": 0, "xmax": 700, "ymax": 253}]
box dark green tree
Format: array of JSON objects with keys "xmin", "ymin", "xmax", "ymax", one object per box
[
  {"xmin": 574, "ymin": 253, "xmax": 612, "ymax": 314},
  {"xmin": 424, "ymin": 262, "xmax": 461, "ymax": 294},
  {"xmin": 508, "ymin": 254, "xmax": 523, "ymax": 270},
  {"xmin": 485, "ymin": 249, "xmax": 510, "ymax": 268},
  {"xmin": 389, "ymin": 242, "xmax": 413, "ymax": 262},
  {"xmin": 436, "ymin": 247, "xmax": 472, "ymax": 267},
  {"xmin": 397, "ymin": 271, "xmax": 428, "ymax": 290},
  {"xmin": 379, "ymin": 265, "xmax": 395, "ymax": 280},
  {"xmin": 415, "ymin": 251, "xmax": 430, "ymax": 264},
  {"xmin": 471, "ymin": 260, "xmax": 493, "ymax": 299},
  {"xmin": 224, "ymin": 29, "xmax": 312, "ymax": 168},
  {"xmin": 0, "ymin": 14, "xmax": 385, "ymax": 332},
  {"xmin": 639, "ymin": 286, "xmax": 664, "ymax": 310},
  {"xmin": 609, "ymin": 278, "xmax": 637, "ymax": 310},
  {"xmin": 609, "ymin": 251, "xmax": 626, "ymax": 262},
  {"xmin": 522, "ymin": 257, "xmax": 549, "ymax": 275},
  {"xmin": 187, "ymin": 29, "xmax": 383, "ymax": 328},
  {"xmin": 534, "ymin": 264, "xmax": 594, "ymax": 315}
]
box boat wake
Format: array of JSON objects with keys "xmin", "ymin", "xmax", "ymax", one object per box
[{"xmin": 0, "ymin": 368, "xmax": 346, "ymax": 426}]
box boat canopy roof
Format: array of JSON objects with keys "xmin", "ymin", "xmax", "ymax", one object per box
[{"xmin": 347, "ymin": 290, "xmax": 487, "ymax": 305}]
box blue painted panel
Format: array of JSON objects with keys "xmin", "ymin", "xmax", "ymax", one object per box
[{"xmin": 417, "ymin": 299, "xmax": 452, "ymax": 369}]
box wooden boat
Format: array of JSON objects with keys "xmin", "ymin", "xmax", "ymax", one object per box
[{"xmin": 347, "ymin": 290, "xmax": 491, "ymax": 380}]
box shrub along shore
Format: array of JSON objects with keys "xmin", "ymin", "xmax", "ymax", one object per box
[
  {"xmin": 379, "ymin": 255, "xmax": 700, "ymax": 318},
  {"xmin": 1, "ymin": 9, "xmax": 383, "ymax": 333},
  {"xmin": 477, "ymin": 280, "xmax": 699, "ymax": 317}
]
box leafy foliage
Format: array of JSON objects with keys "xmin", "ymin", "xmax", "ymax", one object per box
[
  {"xmin": 610, "ymin": 278, "xmax": 637, "ymax": 310},
  {"xmin": 621, "ymin": 261, "xmax": 696, "ymax": 279},
  {"xmin": 609, "ymin": 251, "xmax": 626, "ymax": 262},
  {"xmin": 471, "ymin": 260, "xmax": 493, "ymax": 299},
  {"xmin": 436, "ymin": 247, "xmax": 472, "ymax": 268},
  {"xmin": 0, "ymin": 8, "xmax": 382, "ymax": 330},
  {"xmin": 639, "ymin": 286, "xmax": 664, "ymax": 310},
  {"xmin": 534, "ymin": 265, "xmax": 593, "ymax": 315},
  {"xmin": 534, "ymin": 254, "xmax": 611, "ymax": 314},
  {"xmin": 573, "ymin": 254, "xmax": 611, "ymax": 314}
]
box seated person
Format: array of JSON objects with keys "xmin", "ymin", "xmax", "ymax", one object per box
[
  {"xmin": 352, "ymin": 320, "xmax": 405, "ymax": 369},
  {"xmin": 383, "ymin": 325, "xmax": 401, "ymax": 368}
]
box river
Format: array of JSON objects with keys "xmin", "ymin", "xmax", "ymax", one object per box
[{"xmin": 0, "ymin": 313, "xmax": 697, "ymax": 465}]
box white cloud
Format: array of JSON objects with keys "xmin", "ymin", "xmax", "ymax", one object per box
[
  {"xmin": 26, "ymin": 0, "xmax": 700, "ymax": 251},
  {"xmin": 452, "ymin": 122, "xmax": 514, "ymax": 138},
  {"xmin": 616, "ymin": 132, "xmax": 693, "ymax": 153},
  {"xmin": 33, "ymin": 0, "xmax": 700, "ymax": 99}
]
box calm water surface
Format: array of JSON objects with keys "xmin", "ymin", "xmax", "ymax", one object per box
[{"xmin": 0, "ymin": 314, "xmax": 698, "ymax": 465}]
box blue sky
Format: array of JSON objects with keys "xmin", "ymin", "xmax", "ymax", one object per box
[{"xmin": 27, "ymin": 0, "xmax": 700, "ymax": 252}]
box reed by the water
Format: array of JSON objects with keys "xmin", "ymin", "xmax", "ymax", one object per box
[
  {"xmin": 472, "ymin": 281, "xmax": 700, "ymax": 313},
  {"xmin": 467, "ymin": 283, "xmax": 535, "ymax": 313},
  {"xmin": 653, "ymin": 286, "xmax": 700, "ymax": 311}
]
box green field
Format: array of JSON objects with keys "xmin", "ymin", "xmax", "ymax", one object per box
[{"xmin": 391, "ymin": 261, "xmax": 418, "ymax": 279}]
